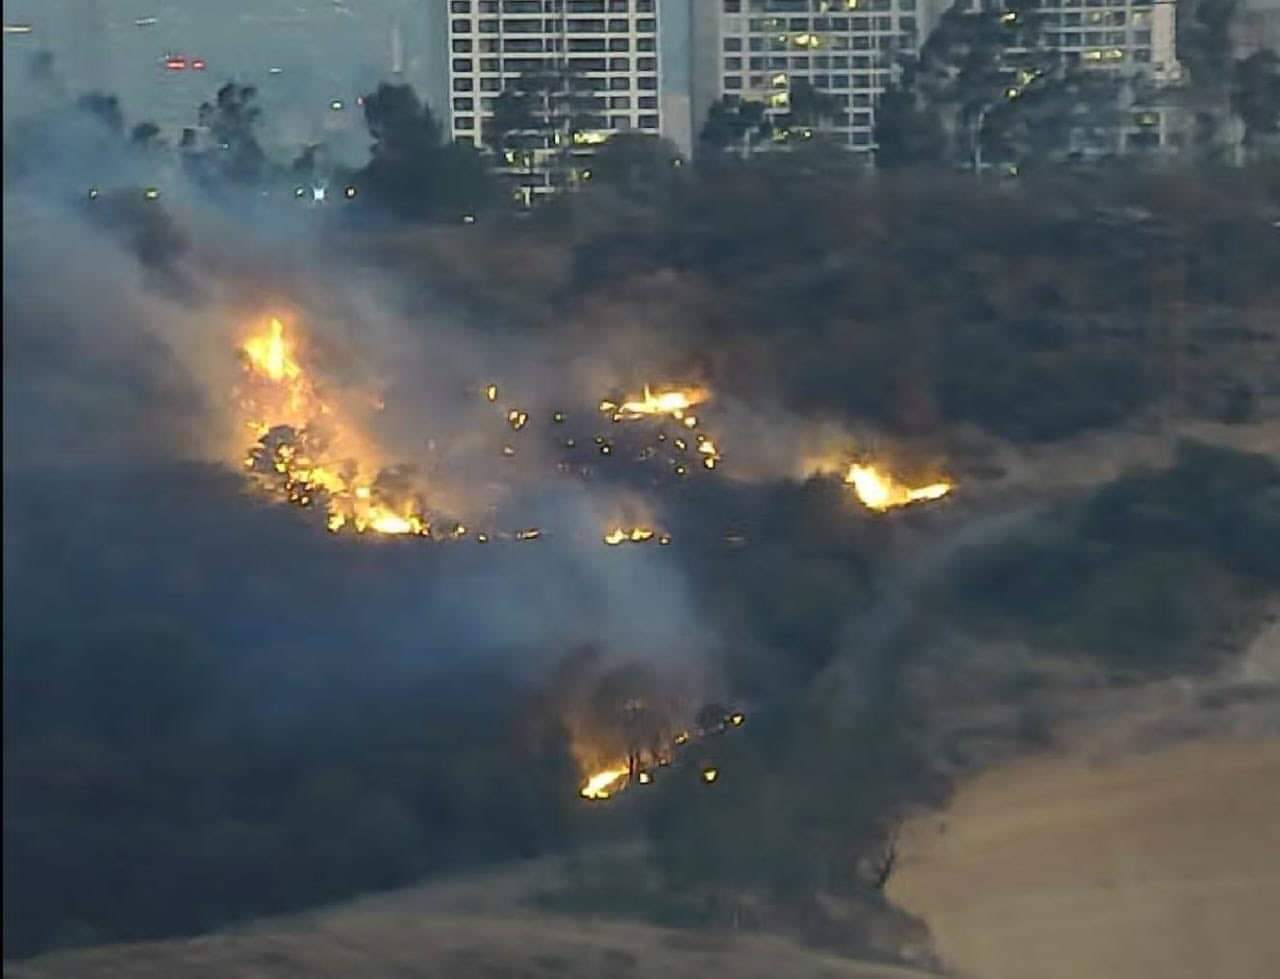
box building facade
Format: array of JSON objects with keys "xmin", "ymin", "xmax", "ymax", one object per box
[
  {"xmin": 690, "ymin": 0, "xmax": 949, "ymax": 158},
  {"xmin": 442, "ymin": 0, "xmax": 666, "ymax": 200},
  {"xmin": 1030, "ymin": 0, "xmax": 1180, "ymax": 85}
]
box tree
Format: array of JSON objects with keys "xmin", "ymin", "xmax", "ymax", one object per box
[
  {"xmin": 1178, "ymin": 0, "xmax": 1240, "ymax": 90},
  {"xmin": 588, "ymin": 132, "xmax": 684, "ymax": 203},
  {"xmin": 1232, "ymin": 48, "xmax": 1280, "ymax": 151},
  {"xmin": 76, "ymin": 93, "xmax": 123, "ymax": 135},
  {"xmin": 355, "ymin": 82, "xmax": 495, "ymax": 221},
  {"xmin": 130, "ymin": 121, "xmax": 162, "ymax": 148},
  {"xmin": 193, "ymin": 82, "xmax": 266, "ymax": 184},
  {"xmin": 874, "ymin": 82, "xmax": 947, "ymax": 169},
  {"xmin": 699, "ymin": 97, "xmax": 772, "ymax": 157},
  {"xmin": 486, "ymin": 65, "xmax": 602, "ymax": 200},
  {"xmin": 783, "ymin": 79, "xmax": 842, "ymax": 136},
  {"xmin": 905, "ymin": 1, "xmax": 1059, "ymax": 169}
]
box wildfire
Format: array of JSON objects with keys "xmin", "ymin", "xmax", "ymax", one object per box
[
  {"xmin": 602, "ymin": 384, "xmax": 708, "ymax": 421},
  {"xmin": 237, "ymin": 316, "xmax": 434, "ymax": 537},
  {"xmin": 243, "ymin": 317, "xmax": 300, "ymax": 384},
  {"xmin": 603, "ymin": 526, "xmax": 660, "ymax": 545},
  {"xmin": 844, "ymin": 464, "xmax": 952, "ymax": 512},
  {"xmin": 579, "ymin": 766, "xmax": 629, "ymax": 800}
]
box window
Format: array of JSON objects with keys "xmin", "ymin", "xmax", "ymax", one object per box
[
  {"xmin": 638, "ymin": 95, "xmax": 657, "ymax": 109},
  {"xmin": 725, "ymin": 37, "xmax": 743, "ymax": 51},
  {"xmin": 638, "ymin": 76, "xmax": 657, "ymax": 89},
  {"xmin": 452, "ymin": 19, "xmax": 471, "ymax": 33},
  {"xmin": 453, "ymin": 77, "xmax": 475, "ymax": 91},
  {"xmin": 452, "ymin": 39, "xmax": 473, "ymax": 52},
  {"xmin": 638, "ymin": 114, "xmax": 659, "ymax": 128},
  {"xmin": 609, "ymin": 76, "xmax": 630, "ymax": 89},
  {"xmin": 481, "ymin": 76, "xmax": 501, "ymax": 91},
  {"xmin": 638, "ymin": 57, "xmax": 657, "ymax": 70},
  {"xmin": 450, "ymin": 0, "xmax": 471, "ymax": 10},
  {"xmin": 609, "ymin": 95, "xmax": 631, "ymax": 108},
  {"xmin": 725, "ymin": 56, "xmax": 743, "ymax": 69},
  {"xmin": 608, "ymin": 37, "xmax": 629, "ymax": 51},
  {"xmin": 453, "ymin": 58, "xmax": 473, "ymax": 72},
  {"xmin": 638, "ymin": 37, "xmax": 656, "ymax": 51},
  {"xmin": 453, "ymin": 97, "xmax": 475, "ymax": 111}
]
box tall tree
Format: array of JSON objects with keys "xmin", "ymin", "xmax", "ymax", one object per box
[
  {"xmin": 193, "ymin": 82, "xmax": 266, "ymax": 184},
  {"xmin": 699, "ymin": 97, "xmax": 773, "ymax": 157},
  {"xmin": 356, "ymin": 82, "xmax": 495, "ymax": 221},
  {"xmin": 1232, "ymin": 48, "xmax": 1280, "ymax": 152}
]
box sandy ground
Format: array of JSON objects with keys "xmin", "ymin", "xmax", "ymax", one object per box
[
  {"xmin": 5, "ymin": 858, "xmax": 936, "ymax": 979},
  {"xmin": 889, "ymin": 737, "xmax": 1280, "ymax": 979}
]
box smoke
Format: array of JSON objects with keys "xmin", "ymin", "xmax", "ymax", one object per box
[{"xmin": 2, "ymin": 91, "xmax": 728, "ymax": 722}]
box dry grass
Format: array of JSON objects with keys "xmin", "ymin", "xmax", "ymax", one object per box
[
  {"xmin": 890, "ymin": 737, "xmax": 1280, "ymax": 979},
  {"xmin": 5, "ymin": 858, "xmax": 937, "ymax": 979}
]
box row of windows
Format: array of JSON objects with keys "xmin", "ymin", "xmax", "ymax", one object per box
[
  {"xmin": 455, "ymin": 73, "xmax": 657, "ymax": 89},
  {"xmin": 451, "ymin": 16, "xmax": 657, "ymax": 33},
  {"xmin": 452, "ymin": 35, "xmax": 656, "ymax": 52},
  {"xmin": 452, "ymin": 72, "xmax": 665, "ymax": 94},
  {"xmin": 1043, "ymin": 35, "xmax": 1155, "ymax": 53},
  {"xmin": 451, "ymin": 0, "xmax": 655, "ymax": 12},
  {"xmin": 722, "ymin": 0, "xmax": 912, "ymax": 11},
  {"xmin": 1027, "ymin": 0, "xmax": 1154, "ymax": 8},
  {"xmin": 727, "ymin": 33, "xmax": 913, "ymax": 52},
  {"xmin": 726, "ymin": 54, "xmax": 890, "ymax": 69},
  {"xmin": 1036, "ymin": 29, "xmax": 1153, "ymax": 45},
  {"xmin": 453, "ymin": 113, "xmax": 659, "ymax": 130},
  {"xmin": 724, "ymin": 73, "xmax": 891, "ymax": 92},
  {"xmin": 454, "ymin": 43, "xmax": 658, "ymax": 64},
  {"xmin": 1041, "ymin": 10, "xmax": 1141, "ymax": 25},
  {"xmin": 452, "ymin": 17, "xmax": 657, "ymax": 33},
  {"xmin": 453, "ymin": 94, "xmax": 659, "ymax": 111}
]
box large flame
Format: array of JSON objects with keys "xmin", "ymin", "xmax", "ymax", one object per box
[
  {"xmin": 238, "ymin": 316, "xmax": 433, "ymax": 536},
  {"xmin": 579, "ymin": 766, "xmax": 629, "ymax": 800},
  {"xmin": 845, "ymin": 464, "xmax": 952, "ymax": 511},
  {"xmin": 242, "ymin": 317, "xmax": 300, "ymax": 384}
]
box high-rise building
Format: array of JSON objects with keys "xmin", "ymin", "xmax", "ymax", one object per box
[
  {"xmin": 1029, "ymin": 0, "xmax": 1180, "ymax": 85},
  {"xmin": 442, "ymin": 0, "xmax": 664, "ymax": 201},
  {"xmin": 689, "ymin": 0, "xmax": 949, "ymax": 159}
]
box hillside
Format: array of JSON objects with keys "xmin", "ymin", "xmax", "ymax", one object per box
[
  {"xmin": 890, "ymin": 736, "xmax": 1280, "ymax": 979},
  {"xmin": 4, "ymin": 860, "xmax": 936, "ymax": 979}
]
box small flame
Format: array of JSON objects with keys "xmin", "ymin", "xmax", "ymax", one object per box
[
  {"xmin": 845, "ymin": 464, "xmax": 952, "ymax": 511},
  {"xmin": 580, "ymin": 766, "xmax": 629, "ymax": 800},
  {"xmin": 609, "ymin": 385, "xmax": 708, "ymax": 420}
]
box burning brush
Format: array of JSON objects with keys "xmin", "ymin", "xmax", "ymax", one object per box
[
  {"xmin": 237, "ymin": 316, "xmax": 437, "ymax": 537},
  {"xmin": 844, "ymin": 463, "xmax": 951, "ymax": 512}
]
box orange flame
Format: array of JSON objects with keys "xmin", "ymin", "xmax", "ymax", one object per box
[
  {"xmin": 845, "ymin": 464, "xmax": 951, "ymax": 511},
  {"xmin": 579, "ymin": 766, "xmax": 629, "ymax": 800}
]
